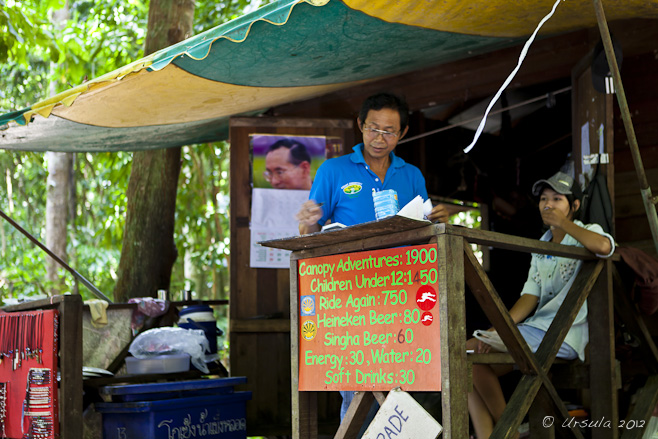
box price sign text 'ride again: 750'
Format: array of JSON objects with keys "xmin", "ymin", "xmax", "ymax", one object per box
[{"xmin": 297, "ymin": 244, "xmax": 441, "ymax": 391}]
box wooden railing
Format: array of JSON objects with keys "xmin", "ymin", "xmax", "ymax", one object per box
[{"xmin": 262, "ymin": 220, "xmax": 658, "ymax": 439}]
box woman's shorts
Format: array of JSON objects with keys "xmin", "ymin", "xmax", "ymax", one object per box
[{"xmin": 517, "ymin": 324, "xmax": 578, "ymax": 360}]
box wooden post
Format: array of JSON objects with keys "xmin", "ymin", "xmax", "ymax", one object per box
[
  {"xmin": 335, "ymin": 392, "xmax": 376, "ymax": 439},
  {"xmin": 529, "ymin": 388, "xmax": 556, "ymax": 439},
  {"xmin": 588, "ymin": 260, "xmax": 618, "ymax": 439},
  {"xmin": 437, "ymin": 234, "xmax": 468, "ymax": 438},
  {"xmin": 58, "ymin": 295, "xmax": 83, "ymax": 439},
  {"xmin": 291, "ymin": 254, "xmax": 318, "ymax": 439}
]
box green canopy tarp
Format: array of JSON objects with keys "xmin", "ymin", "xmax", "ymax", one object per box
[{"xmin": 1, "ymin": 0, "xmax": 655, "ymax": 152}]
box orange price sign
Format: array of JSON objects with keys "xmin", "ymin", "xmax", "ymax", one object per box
[{"xmin": 297, "ymin": 244, "xmax": 441, "ymax": 391}]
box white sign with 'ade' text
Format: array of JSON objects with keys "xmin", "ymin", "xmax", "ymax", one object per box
[{"xmin": 362, "ymin": 388, "xmax": 442, "ymax": 439}]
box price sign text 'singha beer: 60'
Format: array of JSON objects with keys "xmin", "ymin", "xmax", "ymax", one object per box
[{"xmin": 297, "ymin": 244, "xmax": 441, "ymax": 391}]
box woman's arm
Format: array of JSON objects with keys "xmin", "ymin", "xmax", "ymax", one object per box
[
  {"xmin": 541, "ymin": 208, "xmax": 612, "ymax": 255},
  {"xmin": 559, "ymin": 220, "xmax": 612, "ymax": 255},
  {"xmin": 508, "ymin": 294, "xmax": 539, "ymax": 324},
  {"xmin": 485, "ymin": 294, "xmax": 539, "ymax": 333}
]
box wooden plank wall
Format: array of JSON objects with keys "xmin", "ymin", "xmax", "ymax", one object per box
[
  {"xmin": 229, "ymin": 117, "xmax": 355, "ymax": 436},
  {"xmin": 614, "ymin": 50, "xmax": 658, "ymax": 256}
]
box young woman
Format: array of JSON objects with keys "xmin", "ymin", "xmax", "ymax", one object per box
[{"xmin": 467, "ymin": 171, "xmax": 615, "ymax": 438}]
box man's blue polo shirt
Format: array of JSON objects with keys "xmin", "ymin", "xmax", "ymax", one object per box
[{"xmin": 309, "ymin": 144, "xmax": 428, "ymax": 227}]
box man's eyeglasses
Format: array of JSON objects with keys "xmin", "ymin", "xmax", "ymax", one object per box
[
  {"xmin": 362, "ymin": 126, "xmax": 399, "ymax": 141},
  {"xmin": 264, "ymin": 167, "xmax": 296, "ymax": 181}
]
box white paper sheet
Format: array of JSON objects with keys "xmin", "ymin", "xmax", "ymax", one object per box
[{"xmin": 250, "ymin": 188, "xmax": 309, "ymax": 268}]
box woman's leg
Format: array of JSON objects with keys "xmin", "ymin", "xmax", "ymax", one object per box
[
  {"xmin": 467, "ymin": 337, "xmax": 514, "ymax": 437},
  {"xmin": 468, "ymin": 379, "xmax": 495, "ymax": 438},
  {"xmin": 472, "ymin": 363, "xmax": 512, "ymax": 425}
]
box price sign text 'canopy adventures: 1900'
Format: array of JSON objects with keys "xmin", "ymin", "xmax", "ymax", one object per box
[{"xmin": 297, "ymin": 244, "xmax": 441, "ymax": 391}]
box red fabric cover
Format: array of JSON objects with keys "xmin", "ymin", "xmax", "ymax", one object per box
[{"xmin": 617, "ymin": 246, "xmax": 658, "ymax": 315}]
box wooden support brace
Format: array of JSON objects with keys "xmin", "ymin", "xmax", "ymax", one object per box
[
  {"xmin": 620, "ymin": 375, "xmax": 658, "ymax": 439},
  {"xmin": 334, "ymin": 392, "xmax": 376, "ymax": 439},
  {"xmin": 373, "ymin": 391, "xmax": 387, "ymax": 406},
  {"xmin": 497, "ymin": 262, "xmax": 604, "ymax": 439},
  {"xmin": 469, "ymin": 253, "xmax": 603, "ymax": 439},
  {"xmin": 529, "ymin": 386, "xmax": 556, "ymax": 439},
  {"xmin": 463, "ymin": 245, "xmax": 540, "ymax": 374}
]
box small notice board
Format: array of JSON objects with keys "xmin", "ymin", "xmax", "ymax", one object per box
[{"xmin": 297, "ymin": 244, "xmax": 441, "ymax": 391}]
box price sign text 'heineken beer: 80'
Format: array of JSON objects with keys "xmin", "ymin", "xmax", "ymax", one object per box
[{"xmin": 297, "ymin": 244, "xmax": 441, "ymax": 391}]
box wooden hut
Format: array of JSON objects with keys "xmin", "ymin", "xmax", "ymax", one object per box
[{"xmin": 1, "ymin": 0, "xmax": 658, "ymax": 437}]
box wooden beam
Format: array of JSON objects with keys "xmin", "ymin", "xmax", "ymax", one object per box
[
  {"xmin": 58, "ymin": 295, "xmax": 84, "ymax": 439},
  {"xmin": 535, "ymin": 261, "xmax": 603, "ymax": 366},
  {"xmin": 588, "ymin": 260, "xmax": 618, "ymax": 439},
  {"xmin": 463, "ymin": 244, "xmax": 540, "ymax": 374},
  {"xmin": 449, "ymin": 225, "xmax": 619, "ymax": 261},
  {"xmin": 620, "ymin": 375, "xmax": 658, "ymax": 439},
  {"xmin": 230, "ymin": 319, "xmax": 291, "ymax": 333},
  {"xmin": 373, "ymin": 392, "xmax": 387, "ymax": 406},
  {"xmin": 269, "ymin": 222, "xmax": 618, "ymax": 261},
  {"xmin": 438, "ymin": 235, "xmax": 469, "ymax": 439},
  {"xmin": 529, "ymin": 387, "xmax": 556, "ymax": 439},
  {"xmin": 334, "ymin": 392, "xmax": 376, "ymax": 439}
]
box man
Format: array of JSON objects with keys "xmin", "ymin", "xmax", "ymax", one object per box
[
  {"xmin": 264, "ymin": 138, "xmax": 313, "ymax": 190},
  {"xmin": 297, "ymin": 92, "xmax": 448, "ymax": 234},
  {"xmin": 295, "ymin": 92, "xmax": 449, "ymax": 423}
]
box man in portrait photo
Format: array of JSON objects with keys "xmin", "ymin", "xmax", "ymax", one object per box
[{"xmin": 264, "ymin": 138, "xmax": 313, "ymax": 190}]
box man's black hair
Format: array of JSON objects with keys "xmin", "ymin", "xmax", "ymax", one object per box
[
  {"xmin": 358, "ymin": 92, "xmax": 410, "ymax": 131},
  {"xmin": 267, "ymin": 138, "xmax": 311, "ymax": 166}
]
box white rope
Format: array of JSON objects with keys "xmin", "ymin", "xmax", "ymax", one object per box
[{"xmin": 463, "ymin": 0, "xmax": 564, "ymax": 154}]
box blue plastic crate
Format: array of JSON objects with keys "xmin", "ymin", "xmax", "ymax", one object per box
[
  {"xmin": 96, "ymin": 392, "xmax": 251, "ymax": 439},
  {"xmin": 100, "ymin": 377, "xmax": 247, "ymax": 402}
]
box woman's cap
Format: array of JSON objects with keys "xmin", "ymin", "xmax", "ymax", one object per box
[{"xmin": 532, "ymin": 171, "xmax": 574, "ymax": 196}]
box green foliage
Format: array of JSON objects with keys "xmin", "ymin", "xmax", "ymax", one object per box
[
  {"xmin": 194, "ymin": 0, "xmax": 261, "ymax": 33},
  {"xmin": 0, "ymin": 151, "xmax": 49, "ymax": 299},
  {"xmin": 174, "ymin": 143, "xmax": 231, "ymax": 300},
  {"xmin": 67, "ymin": 152, "xmax": 134, "ymax": 295},
  {"xmin": 1, "ymin": 0, "xmax": 269, "ymax": 304},
  {"xmin": 58, "ymin": 0, "xmax": 148, "ymax": 90},
  {"xmin": 0, "ymin": 0, "xmax": 61, "ymax": 111},
  {"xmin": 0, "ymin": 0, "xmax": 61, "ymax": 65}
]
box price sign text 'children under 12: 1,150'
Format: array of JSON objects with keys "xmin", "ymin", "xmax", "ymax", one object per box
[{"xmin": 297, "ymin": 244, "xmax": 441, "ymax": 391}]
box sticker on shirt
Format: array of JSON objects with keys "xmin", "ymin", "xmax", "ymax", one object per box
[{"xmin": 341, "ymin": 182, "xmax": 363, "ymax": 198}]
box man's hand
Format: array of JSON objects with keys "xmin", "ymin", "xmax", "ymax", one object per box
[
  {"xmin": 296, "ymin": 200, "xmax": 323, "ymax": 235},
  {"xmin": 427, "ymin": 204, "xmax": 450, "ymax": 224}
]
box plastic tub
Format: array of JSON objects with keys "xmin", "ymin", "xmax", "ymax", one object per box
[
  {"xmin": 96, "ymin": 392, "xmax": 251, "ymax": 439},
  {"xmin": 100, "ymin": 377, "xmax": 248, "ymax": 402},
  {"xmin": 125, "ymin": 354, "xmax": 190, "ymax": 375}
]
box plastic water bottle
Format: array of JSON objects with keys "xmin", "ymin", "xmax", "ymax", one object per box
[{"xmin": 372, "ymin": 189, "xmax": 399, "ymax": 220}]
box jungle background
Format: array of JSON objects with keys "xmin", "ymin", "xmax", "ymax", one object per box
[{"xmin": 0, "ymin": 0, "xmax": 267, "ymax": 309}]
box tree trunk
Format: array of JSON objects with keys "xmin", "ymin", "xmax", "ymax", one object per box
[
  {"xmin": 113, "ymin": 0, "xmax": 195, "ymax": 302},
  {"xmin": 45, "ymin": 3, "xmax": 72, "ymax": 294}
]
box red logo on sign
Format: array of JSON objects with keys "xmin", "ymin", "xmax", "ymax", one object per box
[
  {"xmin": 421, "ymin": 312, "xmax": 433, "ymax": 326},
  {"xmin": 416, "ymin": 285, "xmax": 437, "ymax": 311}
]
